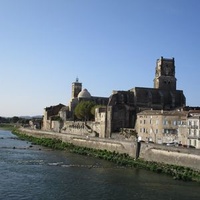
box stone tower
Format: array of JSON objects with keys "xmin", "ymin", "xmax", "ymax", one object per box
[
  {"xmin": 154, "ymin": 57, "xmax": 177, "ymax": 90},
  {"xmin": 71, "ymin": 77, "xmax": 82, "ymax": 98}
]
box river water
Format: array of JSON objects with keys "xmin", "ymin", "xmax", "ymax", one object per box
[{"xmin": 0, "ymin": 129, "xmax": 199, "ymax": 200}]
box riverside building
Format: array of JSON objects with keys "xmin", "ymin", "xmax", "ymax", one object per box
[{"xmin": 42, "ymin": 57, "xmax": 198, "ymax": 147}]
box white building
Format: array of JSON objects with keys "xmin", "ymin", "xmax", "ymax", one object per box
[
  {"xmin": 187, "ymin": 110, "xmax": 200, "ymax": 148},
  {"xmin": 135, "ymin": 109, "xmax": 188, "ymax": 144}
]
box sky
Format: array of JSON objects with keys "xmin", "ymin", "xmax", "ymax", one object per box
[{"xmin": 0, "ymin": 0, "xmax": 200, "ymax": 117}]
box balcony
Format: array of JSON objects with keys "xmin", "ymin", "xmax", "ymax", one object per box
[
  {"xmin": 188, "ymin": 135, "xmax": 200, "ymax": 140},
  {"xmin": 190, "ymin": 125, "xmax": 199, "ymax": 129},
  {"xmin": 163, "ymin": 129, "xmax": 177, "ymax": 134}
]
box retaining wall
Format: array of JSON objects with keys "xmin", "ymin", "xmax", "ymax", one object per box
[{"xmin": 19, "ymin": 128, "xmax": 200, "ymax": 171}]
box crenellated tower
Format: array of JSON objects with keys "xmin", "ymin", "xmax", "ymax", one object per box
[{"xmin": 154, "ymin": 57, "xmax": 177, "ymax": 90}]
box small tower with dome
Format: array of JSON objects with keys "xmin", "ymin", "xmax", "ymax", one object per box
[{"xmin": 68, "ymin": 78, "xmax": 108, "ymax": 118}]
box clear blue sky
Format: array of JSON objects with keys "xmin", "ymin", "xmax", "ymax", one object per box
[{"xmin": 0, "ymin": 0, "xmax": 200, "ymax": 117}]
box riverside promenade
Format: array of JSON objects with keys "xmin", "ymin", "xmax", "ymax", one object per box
[{"xmin": 19, "ymin": 128, "xmax": 200, "ymax": 171}]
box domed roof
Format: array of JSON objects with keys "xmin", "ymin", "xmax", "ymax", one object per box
[{"xmin": 78, "ymin": 89, "xmax": 91, "ymax": 99}]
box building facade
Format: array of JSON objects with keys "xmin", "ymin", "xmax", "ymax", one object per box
[
  {"xmin": 135, "ymin": 109, "xmax": 188, "ymax": 144},
  {"xmin": 68, "ymin": 78, "xmax": 109, "ymax": 119},
  {"xmin": 106, "ymin": 57, "xmax": 186, "ymax": 134},
  {"xmin": 42, "ymin": 57, "xmax": 188, "ymax": 142},
  {"xmin": 178, "ymin": 110, "xmax": 200, "ymax": 149},
  {"xmin": 187, "ymin": 111, "xmax": 200, "ymax": 148},
  {"xmin": 43, "ymin": 103, "xmax": 66, "ymax": 131}
]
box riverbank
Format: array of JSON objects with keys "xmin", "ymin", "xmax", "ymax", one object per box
[
  {"xmin": 0, "ymin": 123, "xmax": 15, "ymax": 131},
  {"xmin": 12, "ymin": 128, "xmax": 200, "ymax": 182}
]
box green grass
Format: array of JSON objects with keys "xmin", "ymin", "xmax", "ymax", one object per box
[{"xmin": 0, "ymin": 123, "xmax": 15, "ymax": 131}]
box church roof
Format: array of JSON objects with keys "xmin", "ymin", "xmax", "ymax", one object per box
[{"xmin": 78, "ymin": 88, "xmax": 91, "ymax": 99}]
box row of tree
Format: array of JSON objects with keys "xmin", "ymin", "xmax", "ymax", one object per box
[
  {"xmin": 0, "ymin": 116, "xmax": 29, "ymax": 124},
  {"xmin": 0, "ymin": 116, "xmax": 41, "ymax": 124}
]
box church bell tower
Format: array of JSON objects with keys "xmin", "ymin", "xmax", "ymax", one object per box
[
  {"xmin": 71, "ymin": 77, "xmax": 82, "ymax": 98},
  {"xmin": 154, "ymin": 57, "xmax": 177, "ymax": 91}
]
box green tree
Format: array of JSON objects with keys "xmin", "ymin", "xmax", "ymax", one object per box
[
  {"xmin": 91, "ymin": 105, "xmax": 105, "ymax": 116},
  {"xmin": 11, "ymin": 116, "xmax": 19, "ymax": 123},
  {"xmin": 74, "ymin": 101, "xmax": 96, "ymax": 121}
]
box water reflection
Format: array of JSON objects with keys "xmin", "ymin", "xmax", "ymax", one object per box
[{"xmin": 0, "ymin": 130, "xmax": 199, "ymax": 200}]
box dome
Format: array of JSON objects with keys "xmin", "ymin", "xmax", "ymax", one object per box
[{"xmin": 78, "ymin": 89, "xmax": 91, "ymax": 99}]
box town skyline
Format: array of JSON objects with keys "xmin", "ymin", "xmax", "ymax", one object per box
[{"xmin": 1, "ymin": 0, "xmax": 200, "ymax": 117}]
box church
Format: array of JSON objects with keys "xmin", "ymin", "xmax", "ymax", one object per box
[
  {"xmin": 106, "ymin": 57, "xmax": 186, "ymax": 135},
  {"xmin": 43, "ymin": 57, "xmax": 186, "ymax": 137},
  {"xmin": 68, "ymin": 77, "xmax": 109, "ymax": 116}
]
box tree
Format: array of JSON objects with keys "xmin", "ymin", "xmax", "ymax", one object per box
[
  {"xmin": 11, "ymin": 116, "xmax": 19, "ymax": 123},
  {"xmin": 74, "ymin": 101, "xmax": 96, "ymax": 121},
  {"xmin": 91, "ymin": 105, "xmax": 105, "ymax": 116}
]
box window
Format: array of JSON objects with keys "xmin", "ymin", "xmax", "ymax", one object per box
[
  {"xmin": 163, "ymin": 120, "xmax": 168, "ymax": 125},
  {"xmin": 194, "ymin": 129, "xmax": 196, "ymax": 136},
  {"xmin": 156, "ymin": 129, "xmax": 158, "ymax": 134},
  {"xmin": 164, "ymin": 129, "xmax": 168, "ymax": 134}
]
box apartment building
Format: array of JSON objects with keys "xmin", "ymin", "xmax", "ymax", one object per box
[
  {"xmin": 135, "ymin": 109, "xmax": 188, "ymax": 144},
  {"xmin": 187, "ymin": 111, "xmax": 200, "ymax": 148}
]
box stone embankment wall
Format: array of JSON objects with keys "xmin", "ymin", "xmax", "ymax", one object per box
[
  {"xmin": 140, "ymin": 144, "xmax": 200, "ymax": 171},
  {"xmin": 19, "ymin": 128, "xmax": 200, "ymax": 171},
  {"xmin": 61, "ymin": 121, "xmax": 101, "ymax": 137},
  {"xmin": 20, "ymin": 128, "xmax": 137, "ymax": 156}
]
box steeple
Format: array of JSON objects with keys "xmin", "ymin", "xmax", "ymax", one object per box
[
  {"xmin": 154, "ymin": 57, "xmax": 177, "ymax": 90},
  {"xmin": 71, "ymin": 77, "xmax": 82, "ymax": 98}
]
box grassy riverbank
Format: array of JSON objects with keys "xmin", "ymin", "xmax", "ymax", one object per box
[
  {"xmin": 0, "ymin": 123, "xmax": 15, "ymax": 131},
  {"xmin": 12, "ymin": 129, "xmax": 200, "ymax": 183}
]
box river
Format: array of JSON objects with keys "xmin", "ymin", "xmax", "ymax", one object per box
[{"xmin": 0, "ymin": 129, "xmax": 199, "ymax": 200}]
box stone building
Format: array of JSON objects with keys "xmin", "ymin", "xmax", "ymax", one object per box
[
  {"xmin": 43, "ymin": 78, "xmax": 109, "ymax": 132},
  {"xmin": 43, "ymin": 103, "xmax": 66, "ymax": 131},
  {"xmin": 43, "ymin": 57, "xmax": 186, "ymax": 139},
  {"xmin": 178, "ymin": 110, "xmax": 200, "ymax": 149},
  {"xmin": 68, "ymin": 77, "xmax": 109, "ymax": 119},
  {"xmin": 135, "ymin": 109, "xmax": 188, "ymax": 144},
  {"xmin": 187, "ymin": 110, "xmax": 200, "ymax": 148},
  {"xmin": 105, "ymin": 57, "xmax": 186, "ymax": 135}
]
